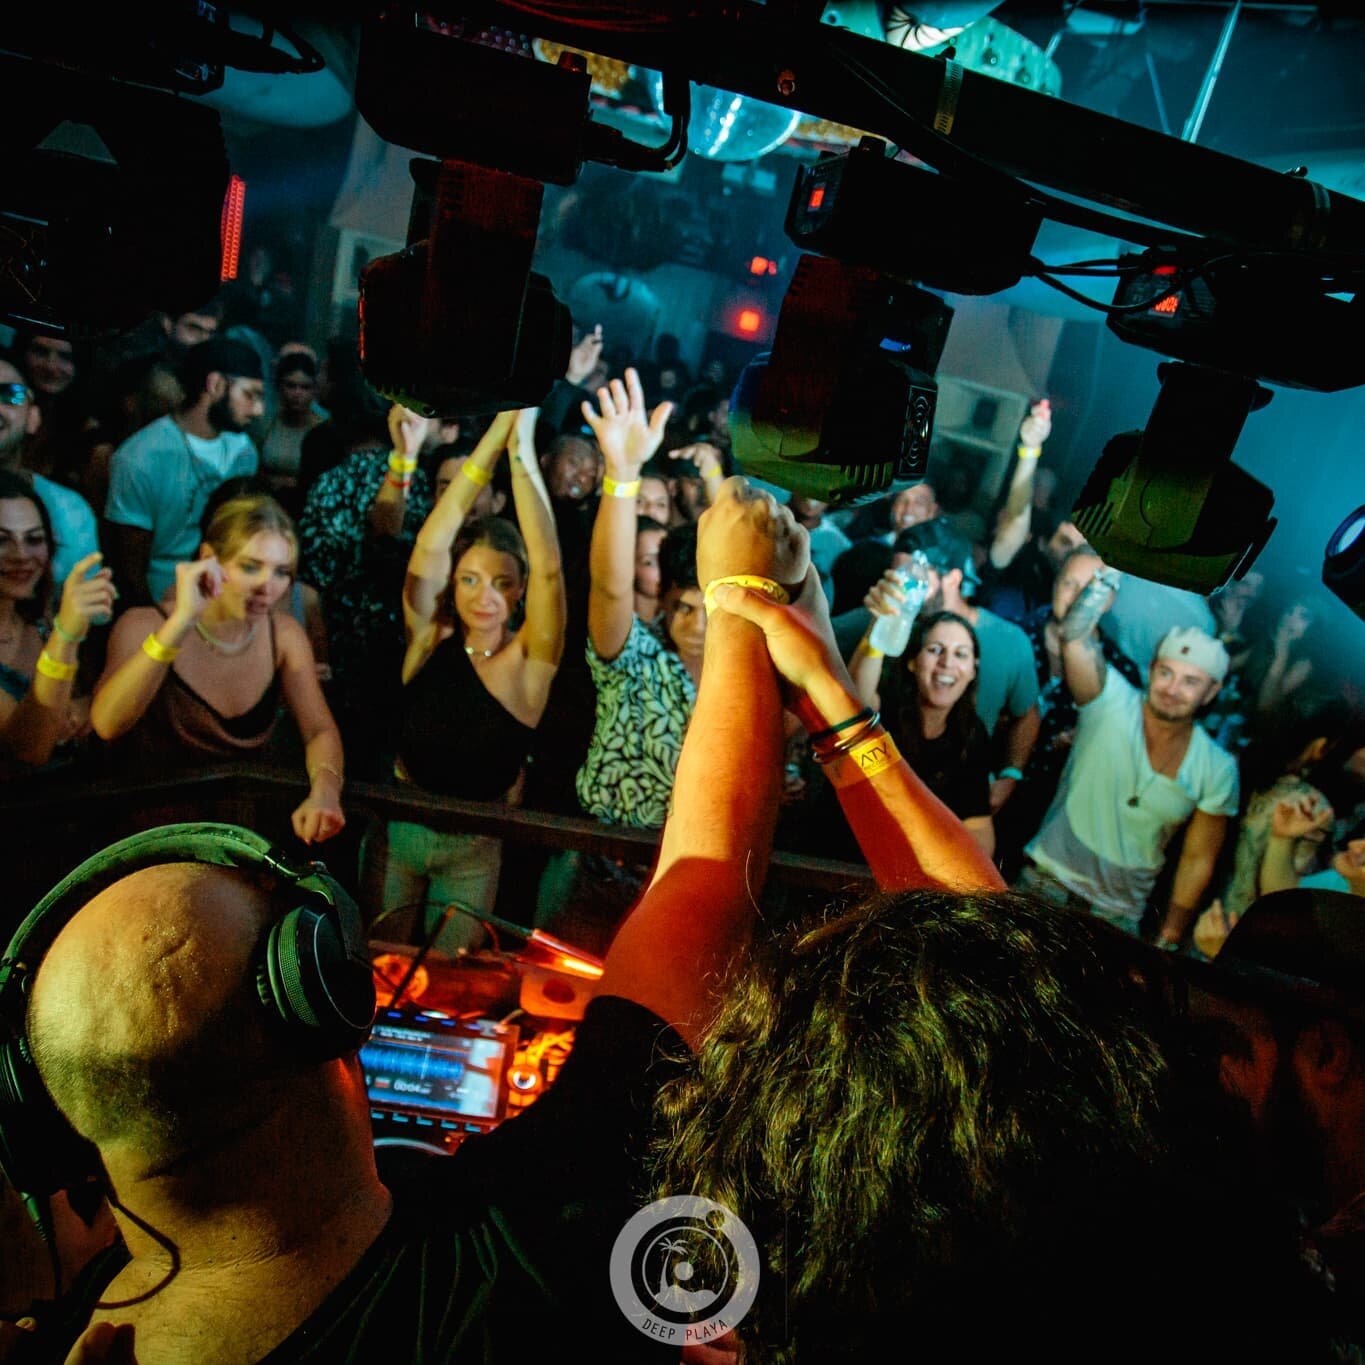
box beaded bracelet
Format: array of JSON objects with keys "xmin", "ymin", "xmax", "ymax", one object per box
[
  {"xmin": 36, "ymin": 651, "xmax": 78, "ymax": 681},
  {"xmin": 602, "ymin": 476, "xmax": 640, "ymax": 499}
]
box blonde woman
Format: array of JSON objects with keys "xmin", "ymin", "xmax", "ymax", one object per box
[{"xmin": 92, "ymin": 492, "xmax": 345, "ymax": 843}]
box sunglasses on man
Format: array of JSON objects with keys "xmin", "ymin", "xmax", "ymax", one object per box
[{"xmin": 0, "ymin": 383, "xmax": 34, "ymax": 406}]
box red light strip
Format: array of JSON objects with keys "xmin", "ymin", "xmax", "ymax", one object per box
[{"xmin": 220, "ymin": 175, "xmax": 246, "ymax": 282}]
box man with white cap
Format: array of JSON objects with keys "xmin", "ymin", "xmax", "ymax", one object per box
[{"xmin": 1016, "ymin": 566, "xmax": 1239, "ymax": 947}]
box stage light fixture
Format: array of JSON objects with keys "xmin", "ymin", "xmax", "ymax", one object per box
[
  {"xmin": 1070, "ymin": 363, "xmax": 1277, "ymax": 595},
  {"xmin": 786, "ymin": 138, "xmax": 1040, "ymax": 295},
  {"xmin": 1323, "ymin": 506, "xmax": 1365, "ymax": 620},
  {"xmin": 359, "ymin": 158, "xmax": 571, "ymax": 416},
  {"xmin": 0, "ymin": 58, "xmax": 227, "ymax": 338},
  {"xmin": 1109, "ymin": 249, "xmax": 1365, "ymax": 393},
  {"xmin": 645, "ymin": 72, "xmax": 800, "ymax": 162},
  {"xmin": 729, "ymin": 253, "xmax": 952, "ymax": 506}
]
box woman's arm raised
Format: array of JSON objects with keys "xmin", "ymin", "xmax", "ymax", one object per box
[{"xmin": 509, "ymin": 407, "xmax": 566, "ymax": 688}]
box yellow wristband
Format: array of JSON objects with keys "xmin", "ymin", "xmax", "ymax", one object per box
[
  {"xmin": 859, "ymin": 640, "xmax": 884, "ymax": 659},
  {"xmin": 601, "ymin": 476, "xmax": 640, "ymax": 499},
  {"xmin": 142, "ymin": 633, "xmax": 180, "ymax": 665},
  {"xmin": 461, "ymin": 461, "xmax": 492, "ymax": 487},
  {"xmin": 703, "ymin": 575, "xmax": 791, "ymax": 616},
  {"xmin": 388, "ymin": 452, "xmax": 418, "ymax": 473},
  {"xmin": 825, "ymin": 731, "xmax": 902, "ymax": 788},
  {"xmin": 700, "ymin": 461, "xmax": 723, "ymax": 481},
  {"xmin": 36, "ymin": 650, "xmax": 78, "ymax": 681},
  {"xmin": 1017, "ymin": 444, "xmax": 1042, "ymax": 460}
]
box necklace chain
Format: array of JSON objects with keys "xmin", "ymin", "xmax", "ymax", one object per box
[{"xmin": 195, "ymin": 619, "xmax": 258, "ymax": 655}]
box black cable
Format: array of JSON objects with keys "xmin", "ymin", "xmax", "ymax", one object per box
[
  {"xmin": 95, "ymin": 1195, "xmax": 181, "ymax": 1309},
  {"xmin": 387, "ymin": 897, "xmax": 489, "ymax": 1011}
]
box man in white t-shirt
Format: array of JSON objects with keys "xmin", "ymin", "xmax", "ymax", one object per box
[
  {"xmin": 104, "ymin": 338, "xmax": 263, "ymax": 605},
  {"xmin": 1018, "ymin": 570, "xmax": 1238, "ymax": 946}
]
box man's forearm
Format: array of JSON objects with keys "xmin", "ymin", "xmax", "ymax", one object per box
[
  {"xmin": 1003, "ymin": 705, "xmax": 1040, "ymax": 772},
  {"xmin": 1161, "ymin": 854, "xmax": 1219, "ymax": 941}
]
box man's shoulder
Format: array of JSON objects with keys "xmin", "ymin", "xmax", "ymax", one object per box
[
  {"xmin": 31, "ymin": 473, "xmax": 94, "ymax": 519},
  {"xmin": 111, "ymin": 415, "xmax": 176, "ymax": 464}
]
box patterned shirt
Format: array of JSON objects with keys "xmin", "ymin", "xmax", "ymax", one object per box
[
  {"xmin": 576, "ymin": 616, "xmax": 696, "ymax": 828},
  {"xmin": 297, "ymin": 449, "xmax": 433, "ymax": 722}
]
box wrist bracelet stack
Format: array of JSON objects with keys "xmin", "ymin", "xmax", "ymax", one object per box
[
  {"xmin": 386, "ymin": 451, "xmax": 418, "ymax": 490},
  {"xmin": 811, "ymin": 709, "xmax": 883, "ymax": 764}
]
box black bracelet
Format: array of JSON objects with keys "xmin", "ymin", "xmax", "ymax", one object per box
[{"xmin": 808, "ymin": 706, "xmax": 875, "ymax": 745}]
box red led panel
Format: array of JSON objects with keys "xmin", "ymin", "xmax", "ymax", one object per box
[
  {"xmin": 220, "ymin": 175, "xmax": 246, "ymax": 282},
  {"xmin": 807, "ymin": 184, "xmax": 826, "ymax": 210},
  {"xmin": 737, "ymin": 308, "xmax": 762, "ymax": 335}
]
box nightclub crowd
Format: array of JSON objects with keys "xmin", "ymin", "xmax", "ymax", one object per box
[{"xmin": 0, "ymin": 283, "xmax": 1361, "ymax": 1361}]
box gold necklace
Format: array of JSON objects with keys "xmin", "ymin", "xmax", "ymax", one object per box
[{"xmin": 195, "ymin": 619, "xmax": 258, "ymax": 655}]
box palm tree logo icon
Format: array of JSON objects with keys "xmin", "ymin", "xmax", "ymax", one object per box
[{"xmin": 646, "ymin": 1229, "xmax": 729, "ymax": 1313}]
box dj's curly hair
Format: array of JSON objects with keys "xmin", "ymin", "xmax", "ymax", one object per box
[{"xmin": 649, "ymin": 889, "xmax": 1175, "ymax": 1362}]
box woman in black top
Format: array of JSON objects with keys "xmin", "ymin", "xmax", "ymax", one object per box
[
  {"xmin": 381, "ymin": 408, "xmax": 566, "ymax": 953},
  {"xmin": 853, "ymin": 604, "xmax": 995, "ymax": 856}
]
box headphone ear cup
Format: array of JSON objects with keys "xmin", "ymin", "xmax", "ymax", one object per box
[
  {"xmin": 0, "ymin": 1033, "xmax": 98, "ymax": 1199},
  {"xmin": 257, "ymin": 906, "xmax": 374, "ymax": 1057}
]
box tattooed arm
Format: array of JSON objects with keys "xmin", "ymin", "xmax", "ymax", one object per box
[{"xmin": 1059, "ymin": 567, "xmax": 1120, "ymax": 705}]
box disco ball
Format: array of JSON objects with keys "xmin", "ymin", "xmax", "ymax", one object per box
[{"xmin": 645, "ymin": 72, "xmax": 801, "ymax": 161}]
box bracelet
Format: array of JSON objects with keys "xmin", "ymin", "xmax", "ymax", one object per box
[
  {"xmin": 807, "ymin": 706, "xmax": 876, "ymax": 745},
  {"xmin": 601, "ymin": 476, "xmax": 640, "ymax": 499},
  {"xmin": 700, "ymin": 461, "xmax": 723, "ymax": 482},
  {"xmin": 702, "ymin": 575, "xmax": 791, "ymax": 616},
  {"xmin": 812, "ymin": 712, "xmax": 882, "ymax": 763},
  {"xmin": 461, "ymin": 461, "xmax": 492, "ymax": 488},
  {"xmin": 384, "ymin": 473, "xmax": 412, "ymax": 491},
  {"xmin": 824, "ymin": 731, "xmax": 902, "ymax": 788},
  {"xmin": 997, "ymin": 766, "xmax": 1024, "ymax": 782},
  {"xmin": 308, "ymin": 761, "xmax": 344, "ymax": 789},
  {"xmin": 857, "ymin": 639, "xmax": 884, "ymax": 659},
  {"xmin": 1017, "ymin": 444, "xmax": 1042, "ymax": 461},
  {"xmin": 51, "ymin": 618, "xmax": 87, "ymax": 645},
  {"xmin": 141, "ymin": 633, "xmax": 180, "ymax": 665},
  {"xmin": 388, "ymin": 452, "xmax": 418, "ymax": 473},
  {"xmin": 36, "ymin": 650, "xmax": 78, "ymax": 681}
]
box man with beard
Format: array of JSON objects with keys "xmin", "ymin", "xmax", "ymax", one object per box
[
  {"xmin": 1194, "ymin": 888, "xmax": 1365, "ymax": 1348},
  {"xmin": 1018, "ymin": 566, "xmax": 1238, "ymax": 946},
  {"xmin": 104, "ymin": 338, "xmax": 264, "ymax": 606}
]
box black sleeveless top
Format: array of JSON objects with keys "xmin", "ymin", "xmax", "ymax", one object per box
[{"xmin": 398, "ymin": 635, "xmax": 535, "ymax": 799}]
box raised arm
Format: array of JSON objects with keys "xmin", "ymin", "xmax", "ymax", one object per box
[
  {"xmin": 713, "ymin": 565, "xmax": 1003, "ymax": 894},
  {"xmin": 90, "ymin": 559, "xmax": 223, "ymax": 740},
  {"xmin": 0, "ymin": 554, "xmax": 115, "ymax": 766},
  {"xmin": 988, "ymin": 399, "xmax": 1051, "ymax": 570},
  {"xmin": 402, "ymin": 409, "xmax": 515, "ymax": 666},
  {"xmin": 847, "ymin": 567, "xmax": 913, "ymax": 709},
  {"xmin": 1058, "ymin": 566, "xmax": 1120, "ymax": 706},
  {"xmin": 509, "ymin": 406, "xmax": 566, "ymax": 675},
  {"xmin": 583, "ymin": 368, "xmax": 671, "ymax": 662},
  {"xmin": 667, "ymin": 442, "xmax": 726, "ymax": 507},
  {"xmin": 597, "ymin": 480, "xmax": 802, "ymax": 1048}
]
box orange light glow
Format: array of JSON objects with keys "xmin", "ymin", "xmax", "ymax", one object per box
[
  {"xmin": 750, "ymin": 255, "xmax": 770, "ymax": 275},
  {"xmin": 1152, "ymin": 294, "xmax": 1179, "ymax": 315},
  {"xmin": 220, "ymin": 175, "xmax": 246, "ymax": 282},
  {"xmin": 737, "ymin": 308, "xmax": 762, "ymax": 335},
  {"xmin": 808, "ymin": 184, "xmax": 826, "ymax": 209}
]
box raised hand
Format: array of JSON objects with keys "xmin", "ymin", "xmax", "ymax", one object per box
[
  {"xmin": 1059, "ymin": 566, "xmax": 1120, "ymax": 641},
  {"xmin": 580, "ymin": 368, "xmax": 671, "ymax": 477},
  {"xmin": 1270, "ymin": 793, "xmax": 1334, "ymax": 841},
  {"xmin": 695, "ymin": 477, "xmax": 809, "ymax": 592},
  {"xmin": 388, "ymin": 403, "xmax": 434, "ymax": 459},
  {"xmin": 56, "ymin": 552, "xmax": 116, "ymax": 639},
  {"xmin": 669, "ymin": 442, "xmax": 724, "ymax": 477},
  {"xmin": 1019, "ymin": 398, "xmax": 1052, "ymax": 448},
  {"xmin": 864, "ymin": 567, "xmax": 909, "ymax": 620},
  {"xmin": 292, "ymin": 789, "xmax": 345, "ymax": 845},
  {"xmin": 566, "ymin": 323, "xmax": 604, "ymax": 386},
  {"xmin": 168, "ymin": 557, "xmax": 225, "ymax": 628}
]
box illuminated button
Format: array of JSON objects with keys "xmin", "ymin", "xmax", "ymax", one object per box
[{"xmin": 808, "ymin": 185, "xmax": 826, "ymax": 209}]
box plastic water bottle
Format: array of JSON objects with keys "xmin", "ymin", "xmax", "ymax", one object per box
[{"xmin": 868, "ymin": 552, "xmax": 931, "ymax": 657}]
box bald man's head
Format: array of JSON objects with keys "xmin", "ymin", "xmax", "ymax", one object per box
[{"xmin": 28, "ymin": 864, "xmax": 293, "ymax": 1169}]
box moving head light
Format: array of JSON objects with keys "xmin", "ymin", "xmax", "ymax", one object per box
[
  {"xmin": 786, "ymin": 137, "xmax": 1040, "ymax": 296},
  {"xmin": 1071, "ymin": 364, "xmax": 1276, "ymax": 595},
  {"xmin": 1323, "ymin": 506, "xmax": 1365, "ymax": 621},
  {"xmin": 0, "ymin": 59, "xmax": 227, "ymax": 338},
  {"xmin": 359, "ymin": 158, "xmax": 571, "ymax": 416},
  {"xmin": 729, "ymin": 254, "xmax": 952, "ymax": 505},
  {"xmin": 1109, "ymin": 249, "xmax": 1365, "ymax": 393}
]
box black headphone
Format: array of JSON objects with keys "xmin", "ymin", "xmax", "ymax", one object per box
[{"xmin": 0, "ymin": 822, "xmax": 376, "ymax": 1200}]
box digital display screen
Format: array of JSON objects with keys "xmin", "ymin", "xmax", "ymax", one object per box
[{"xmin": 362, "ymin": 1017, "xmax": 514, "ymax": 1123}]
